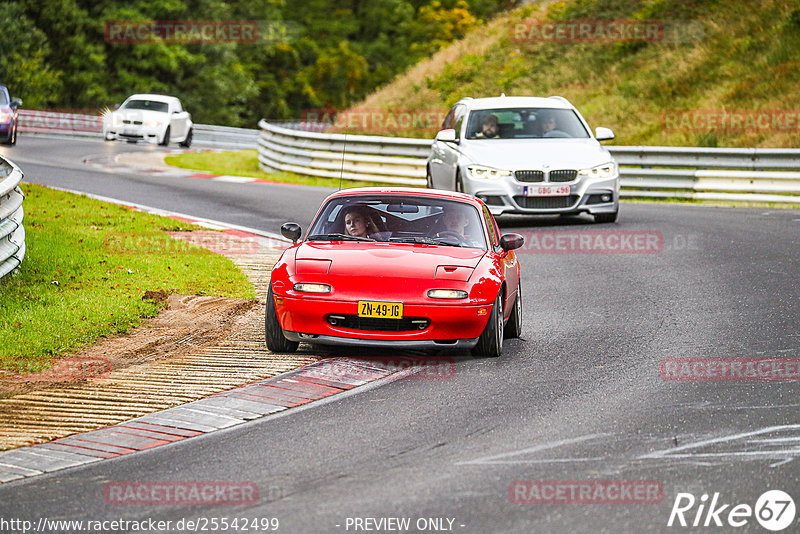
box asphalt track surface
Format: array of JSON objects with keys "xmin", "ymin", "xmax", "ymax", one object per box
[{"xmin": 1, "ymin": 137, "xmax": 799, "ymax": 533}]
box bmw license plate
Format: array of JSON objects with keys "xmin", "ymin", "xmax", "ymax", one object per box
[
  {"xmin": 523, "ymin": 185, "xmax": 570, "ymax": 197},
  {"xmin": 358, "ymin": 301, "xmax": 403, "ymax": 319}
]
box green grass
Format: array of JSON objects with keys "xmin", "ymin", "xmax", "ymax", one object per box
[
  {"xmin": 164, "ymin": 149, "xmax": 421, "ymax": 189},
  {"xmin": 0, "ymin": 184, "xmax": 254, "ymax": 375},
  {"xmin": 349, "ymin": 0, "xmax": 800, "ymax": 149}
]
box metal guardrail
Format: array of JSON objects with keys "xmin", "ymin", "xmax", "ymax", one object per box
[
  {"xmin": 0, "ymin": 156, "xmax": 26, "ymax": 281},
  {"xmin": 17, "ymin": 110, "xmax": 258, "ymax": 150},
  {"xmin": 258, "ymin": 121, "xmax": 800, "ymax": 202}
]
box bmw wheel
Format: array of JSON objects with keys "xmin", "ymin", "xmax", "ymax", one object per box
[
  {"xmin": 179, "ymin": 128, "xmax": 193, "ymax": 148},
  {"xmin": 159, "ymin": 126, "xmax": 171, "ymax": 146}
]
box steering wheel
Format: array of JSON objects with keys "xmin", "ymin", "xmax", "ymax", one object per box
[{"xmin": 433, "ymin": 230, "xmax": 469, "ymax": 245}]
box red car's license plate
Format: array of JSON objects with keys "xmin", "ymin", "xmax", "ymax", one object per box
[
  {"xmin": 358, "ymin": 301, "xmax": 403, "ymax": 319},
  {"xmin": 524, "ymin": 185, "xmax": 571, "ymax": 197}
]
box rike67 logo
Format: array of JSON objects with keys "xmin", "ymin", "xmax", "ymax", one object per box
[{"xmin": 668, "ymin": 490, "xmax": 796, "ymax": 531}]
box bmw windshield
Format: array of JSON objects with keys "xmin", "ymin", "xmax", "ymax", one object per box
[{"xmin": 466, "ymin": 107, "xmax": 590, "ymax": 139}]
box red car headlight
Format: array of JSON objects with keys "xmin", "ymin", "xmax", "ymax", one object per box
[
  {"xmin": 427, "ymin": 289, "xmax": 468, "ymax": 299},
  {"xmin": 293, "ymin": 283, "xmax": 332, "ymax": 293}
]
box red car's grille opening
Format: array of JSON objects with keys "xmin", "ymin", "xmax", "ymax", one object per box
[{"xmin": 327, "ymin": 314, "xmax": 430, "ymax": 332}]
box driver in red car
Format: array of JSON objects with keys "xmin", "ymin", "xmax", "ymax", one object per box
[
  {"xmin": 433, "ymin": 206, "xmax": 472, "ymax": 245},
  {"xmin": 440, "ymin": 207, "xmax": 469, "ymax": 235}
]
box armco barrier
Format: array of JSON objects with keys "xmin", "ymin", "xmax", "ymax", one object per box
[
  {"xmin": 0, "ymin": 156, "xmax": 25, "ymax": 281},
  {"xmin": 257, "ymin": 121, "xmax": 800, "ymax": 202},
  {"xmin": 17, "ymin": 109, "xmax": 258, "ymax": 150}
]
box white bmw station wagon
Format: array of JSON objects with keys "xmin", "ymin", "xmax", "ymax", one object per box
[{"xmin": 427, "ymin": 96, "xmax": 619, "ymax": 222}]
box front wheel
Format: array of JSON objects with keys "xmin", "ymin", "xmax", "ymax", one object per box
[
  {"xmin": 159, "ymin": 126, "xmax": 171, "ymax": 146},
  {"xmin": 594, "ymin": 211, "xmax": 618, "ymax": 223},
  {"xmin": 504, "ymin": 284, "xmax": 522, "ymax": 339},
  {"xmin": 455, "ymin": 170, "xmax": 464, "ymax": 193},
  {"xmin": 265, "ymin": 286, "xmax": 299, "ymax": 353},
  {"xmin": 179, "ymin": 128, "xmax": 193, "ymax": 148},
  {"xmin": 472, "ymin": 291, "xmax": 503, "ymax": 358}
]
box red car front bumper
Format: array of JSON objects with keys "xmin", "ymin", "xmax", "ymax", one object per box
[{"xmin": 275, "ymin": 294, "xmax": 492, "ymax": 349}]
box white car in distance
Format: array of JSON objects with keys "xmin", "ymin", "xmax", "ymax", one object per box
[{"xmin": 103, "ymin": 94, "xmax": 193, "ymax": 147}]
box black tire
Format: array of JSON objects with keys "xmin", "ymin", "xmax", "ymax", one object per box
[
  {"xmin": 265, "ymin": 286, "xmax": 299, "ymax": 353},
  {"xmin": 159, "ymin": 126, "xmax": 171, "ymax": 146},
  {"xmin": 426, "ymin": 166, "xmax": 433, "ymax": 189},
  {"xmin": 472, "ymin": 291, "xmax": 503, "ymax": 358},
  {"xmin": 455, "ymin": 170, "xmax": 464, "ymax": 193},
  {"xmin": 504, "ymin": 283, "xmax": 522, "ymax": 339},
  {"xmin": 594, "ymin": 211, "xmax": 618, "ymax": 224},
  {"xmin": 179, "ymin": 127, "xmax": 193, "ymax": 148}
]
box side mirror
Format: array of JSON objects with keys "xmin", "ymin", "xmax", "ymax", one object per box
[
  {"xmin": 10, "ymin": 97, "xmax": 22, "ymax": 109},
  {"xmin": 435, "ymin": 129, "xmax": 457, "ymax": 143},
  {"xmin": 500, "ymin": 233, "xmax": 525, "ymax": 252},
  {"xmin": 112, "ymin": 103, "xmax": 120, "ymax": 111},
  {"xmin": 595, "ymin": 127, "xmax": 615, "ymax": 141},
  {"xmin": 281, "ymin": 222, "xmax": 302, "ymax": 243}
]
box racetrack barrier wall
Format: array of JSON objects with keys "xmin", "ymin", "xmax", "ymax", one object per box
[
  {"xmin": 16, "ymin": 109, "xmax": 258, "ymax": 150},
  {"xmin": 0, "ymin": 155, "xmax": 26, "ymax": 281},
  {"xmin": 257, "ymin": 121, "xmax": 800, "ymax": 202}
]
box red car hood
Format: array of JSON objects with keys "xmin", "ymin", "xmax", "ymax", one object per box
[{"xmin": 296, "ymin": 242, "xmax": 485, "ymax": 279}]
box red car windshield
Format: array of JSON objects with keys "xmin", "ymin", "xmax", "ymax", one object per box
[{"xmin": 306, "ymin": 195, "xmax": 488, "ymax": 250}]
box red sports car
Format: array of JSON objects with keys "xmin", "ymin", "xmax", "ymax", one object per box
[{"xmin": 265, "ymin": 188, "xmax": 524, "ymax": 358}]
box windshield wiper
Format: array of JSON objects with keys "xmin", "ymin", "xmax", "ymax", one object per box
[
  {"xmin": 388, "ymin": 236, "xmax": 465, "ymax": 247},
  {"xmin": 306, "ymin": 233, "xmax": 375, "ymax": 242},
  {"xmin": 388, "ymin": 236, "xmax": 437, "ymax": 245}
]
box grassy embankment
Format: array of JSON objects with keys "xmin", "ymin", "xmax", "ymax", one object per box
[
  {"xmin": 353, "ymin": 0, "xmax": 800, "ymax": 148},
  {"xmin": 0, "ymin": 184, "xmax": 254, "ymax": 375}
]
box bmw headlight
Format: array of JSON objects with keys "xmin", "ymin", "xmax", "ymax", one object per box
[
  {"xmin": 467, "ymin": 165, "xmax": 513, "ymax": 180},
  {"xmin": 0, "ymin": 113, "xmax": 11, "ymax": 123},
  {"xmin": 112, "ymin": 114, "xmax": 122, "ymax": 126},
  {"xmin": 145, "ymin": 120, "xmax": 162, "ymax": 128},
  {"xmin": 578, "ymin": 162, "xmax": 617, "ymax": 179}
]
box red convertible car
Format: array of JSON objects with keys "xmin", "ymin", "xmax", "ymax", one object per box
[{"xmin": 265, "ymin": 188, "xmax": 524, "ymax": 358}]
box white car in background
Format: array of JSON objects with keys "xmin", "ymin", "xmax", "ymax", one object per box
[
  {"xmin": 427, "ymin": 96, "xmax": 619, "ymax": 223},
  {"xmin": 103, "ymin": 94, "xmax": 193, "ymax": 147}
]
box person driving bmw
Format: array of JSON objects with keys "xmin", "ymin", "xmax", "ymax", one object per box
[{"xmin": 475, "ymin": 114, "xmax": 499, "ymax": 139}]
